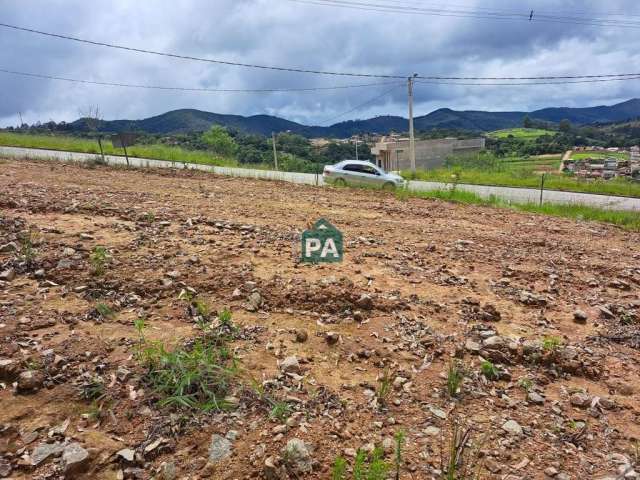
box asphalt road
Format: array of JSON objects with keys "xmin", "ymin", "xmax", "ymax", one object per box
[{"xmin": 2, "ymin": 145, "xmax": 639, "ymax": 211}]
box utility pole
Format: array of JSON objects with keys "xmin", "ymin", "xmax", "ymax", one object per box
[
  {"xmin": 272, "ymin": 132, "xmax": 279, "ymax": 171},
  {"xmin": 18, "ymin": 112, "xmax": 23, "ymax": 128},
  {"xmin": 355, "ymin": 137, "xmax": 359, "ymax": 160},
  {"xmin": 408, "ymin": 74, "xmax": 417, "ymax": 173}
]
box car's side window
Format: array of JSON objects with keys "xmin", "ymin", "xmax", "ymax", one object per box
[
  {"xmin": 342, "ymin": 164, "xmax": 358, "ymax": 172},
  {"xmin": 362, "ymin": 166, "xmax": 379, "ymax": 175}
]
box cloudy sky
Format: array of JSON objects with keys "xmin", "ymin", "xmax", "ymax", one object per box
[{"xmin": 1, "ymin": 0, "xmax": 639, "ymax": 127}]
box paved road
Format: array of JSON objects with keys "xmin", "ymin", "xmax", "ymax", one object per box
[{"xmin": 2, "ymin": 145, "xmax": 640, "ymax": 211}]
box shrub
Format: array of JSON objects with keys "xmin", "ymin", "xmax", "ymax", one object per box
[
  {"xmin": 480, "ymin": 361, "xmax": 499, "ymax": 380},
  {"xmin": 447, "ymin": 361, "xmax": 464, "ymax": 397},
  {"xmin": 90, "ymin": 246, "xmax": 109, "ymax": 276}
]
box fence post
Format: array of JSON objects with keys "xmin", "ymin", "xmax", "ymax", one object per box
[{"xmin": 539, "ymin": 173, "xmax": 545, "ymax": 206}]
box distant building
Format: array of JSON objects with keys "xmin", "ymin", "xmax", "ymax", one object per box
[
  {"xmin": 371, "ymin": 136, "xmax": 485, "ymax": 171},
  {"xmin": 631, "ymin": 145, "xmax": 640, "ymax": 163}
]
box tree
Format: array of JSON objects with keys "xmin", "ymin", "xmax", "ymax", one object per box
[
  {"xmin": 559, "ymin": 119, "xmax": 572, "ymax": 133},
  {"xmin": 201, "ymin": 125, "xmax": 238, "ymax": 157},
  {"xmin": 523, "ymin": 115, "xmax": 533, "ymax": 128},
  {"xmin": 80, "ymin": 105, "xmax": 105, "ymax": 163}
]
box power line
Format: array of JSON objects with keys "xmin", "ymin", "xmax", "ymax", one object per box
[
  {"xmin": 317, "ymin": 84, "xmax": 402, "ymax": 125},
  {"xmin": 289, "ymin": 0, "xmax": 640, "ymax": 28},
  {"xmin": 3, "ymin": 22, "xmax": 640, "ymax": 81},
  {"xmin": 415, "ymin": 77, "xmax": 640, "ymax": 86},
  {"xmin": 0, "ymin": 68, "xmax": 400, "ymax": 93}
]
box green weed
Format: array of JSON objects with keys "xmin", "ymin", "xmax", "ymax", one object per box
[
  {"xmin": 90, "ymin": 246, "xmax": 109, "ymax": 276},
  {"xmin": 375, "ymin": 368, "xmax": 392, "ymax": 408},
  {"xmin": 542, "ymin": 336, "xmax": 562, "ymax": 352},
  {"xmin": 95, "ymin": 302, "xmax": 114, "ymax": 319},
  {"xmin": 269, "ymin": 401, "xmax": 291, "ymax": 423},
  {"xmin": 447, "ymin": 361, "xmax": 464, "ymax": 397},
  {"xmin": 480, "ymin": 361, "xmax": 499, "ymax": 380}
]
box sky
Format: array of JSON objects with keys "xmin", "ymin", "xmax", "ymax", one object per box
[{"xmin": 1, "ymin": 0, "xmax": 639, "ymax": 127}]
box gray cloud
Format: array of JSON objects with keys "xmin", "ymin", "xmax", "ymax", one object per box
[{"xmin": 1, "ymin": 0, "xmax": 639, "ymax": 127}]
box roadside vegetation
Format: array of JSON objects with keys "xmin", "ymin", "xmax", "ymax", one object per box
[{"xmin": 404, "ymin": 151, "xmax": 640, "ymax": 198}]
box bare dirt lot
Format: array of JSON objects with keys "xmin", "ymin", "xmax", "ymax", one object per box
[{"xmin": 1, "ymin": 159, "xmax": 640, "ymax": 480}]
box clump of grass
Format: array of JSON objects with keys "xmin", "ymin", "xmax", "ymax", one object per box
[
  {"xmin": 446, "ymin": 361, "xmax": 464, "ymax": 397},
  {"xmin": 441, "ymin": 418, "xmax": 485, "ymax": 480},
  {"xmin": 90, "ymin": 246, "xmax": 109, "ymax": 276},
  {"xmin": 375, "ymin": 368, "xmax": 392, "ymax": 408},
  {"xmin": 542, "ymin": 336, "xmax": 562, "ymax": 352},
  {"xmin": 394, "ymin": 430, "xmax": 405, "ymax": 480},
  {"xmin": 95, "ymin": 302, "xmax": 114, "ymax": 319},
  {"xmin": 19, "ymin": 231, "xmax": 36, "ymax": 263},
  {"xmin": 333, "ymin": 447, "xmax": 389, "ymax": 480},
  {"xmin": 269, "ymin": 401, "xmax": 291, "ymax": 423},
  {"xmin": 480, "ymin": 360, "xmax": 499, "ymax": 380},
  {"xmin": 136, "ymin": 308, "xmax": 238, "ymax": 411},
  {"xmin": 517, "ymin": 377, "xmax": 533, "ymax": 391}
]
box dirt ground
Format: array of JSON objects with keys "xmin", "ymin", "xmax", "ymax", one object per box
[{"xmin": 1, "ymin": 159, "xmax": 639, "ymax": 480}]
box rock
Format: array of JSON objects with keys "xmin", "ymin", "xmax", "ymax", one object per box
[
  {"xmin": 79, "ymin": 233, "xmax": 94, "ymax": 240},
  {"xmin": 160, "ymin": 461, "xmax": 177, "ymax": 480},
  {"xmin": 294, "ymin": 329, "xmax": 308, "ymax": 343},
  {"xmin": 282, "ymin": 438, "xmax": 313, "ymax": 474},
  {"xmin": 573, "ymin": 309, "xmax": 588, "ymax": 324},
  {"xmin": 343, "ymin": 448, "xmax": 357, "ymax": 457},
  {"xmin": 356, "ymin": 294, "xmax": 373, "ymax": 310},
  {"xmin": 17, "ymin": 370, "xmax": 44, "ymax": 393},
  {"xmin": 424, "ymin": 426, "xmax": 440, "ymax": 436},
  {"xmin": 0, "ymin": 269, "xmax": 15, "ymax": 282},
  {"xmin": 116, "ymin": 448, "xmax": 135, "ymax": 462},
  {"xmin": 232, "ymin": 288, "xmax": 242, "ymax": 299},
  {"xmin": 0, "ymin": 242, "xmax": 18, "ymax": 253},
  {"xmin": 429, "ymin": 406, "xmax": 447, "ymax": 419},
  {"xmin": 208, "ymin": 434, "xmax": 232, "ymax": 463},
  {"xmin": 502, "ymin": 420, "xmax": 523, "ymax": 436},
  {"xmin": 483, "ymin": 336, "xmax": 504, "ymax": 348},
  {"xmin": 393, "ymin": 376, "xmax": 408, "ymax": 389},
  {"xmin": 116, "ymin": 366, "xmax": 131, "ymax": 382},
  {"xmin": 31, "ymin": 442, "xmax": 64, "ymax": 465},
  {"xmin": 527, "ymin": 392, "xmax": 545, "ymax": 405},
  {"xmin": 325, "ymin": 331, "xmax": 340, "ymax": 345},
  {"xmin": 481, "ymin": 304, "xmax": 501, "ymax": 322},
  {"xmin": 0, "ymin": 459, "xmax": 12, "ymax": 477},
  {"xmin": 484, "ymin": 458, "xmax": 502, "ymax": 473},
  {"xmin": 264, "ymin": 456, "xmax": 286, "ymax": 480},
  {"xmin": 280, "ymin": 356, "xmax": 301, "ymax": 374},
  {"xmin": 544, "ymin": 466, "xmax": 559, "ymax": 477},
  {"xmin": 62, "ymin": 247, "xmax": 76, "ymax": 256},
  {"xmin": 465, "ymin": 339, "xmax": 481, "ymax": 353},
  {"xmin": 598, "ymin": 306, "xmax": 615, "ymax": 319},
  {"xmin": 570, "ymin": 392, "xmax": 591, "ymax": 408},
  {"xmin": 246, "ymin": 292, "xmax": 263, "ymax": 311},
  {"xmin": 0, "ymin": 359, "xmax": 17, "ymax": 381},
  {"xmin": 382, "ymin": 437, "xmax": 394, "ymax": 454},
  {"xmin": 556, "ymin": 474, "xmax": 570, "ymax": 480},
  {"xmin": 62, "ymin": 443, "xmax": 90, "ymax": 473}
]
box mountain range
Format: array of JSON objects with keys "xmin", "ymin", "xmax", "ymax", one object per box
[{"xmin": 71, "ymin": 98, "xmax": 640, "ymax": 138}]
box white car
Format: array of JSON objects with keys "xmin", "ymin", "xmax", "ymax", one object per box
[{"xmin": 323, "ymin": 160, "xmax": 405, "ymax": 190}]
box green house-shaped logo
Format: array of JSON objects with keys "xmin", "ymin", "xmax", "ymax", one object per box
[{"xmin": 301, "ymin": 218, "xmax": 343, "ymax": 263}]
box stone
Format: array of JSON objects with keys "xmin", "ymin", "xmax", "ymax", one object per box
[
  {"xmin": 62, "ymin": 247, "xmax": 76, "ymax": 256},
  {"xmin": 356, "ymin": 294, "xmax": 374, "ymax": 310},
  {"xmin": 325, "ymin": 331, "xmax": 340, "ymax": 345},
  {"xmin": 232, "ymin": 288, "xmax": 242, "ymax": 299},
  {"xmin": 116, "ymin": 448, "xmax": 135, "ymax": 462},
  {"xmin": 343, "ymin": 448, "xmax": 357, "ymax": 458},
  {"xmin": 31, "ymin": 442, "xmax": 64, "ymax": 465},
  {"xmin": 382, "ymin": 437, "xmax": 394, "ymax": 454},
  {"xmin": 429, "ymin": 406, "xmax": 447, "ymax": 419},
  {"xmin": 502, "ymin": 420, "xmax": 523, "ymax": 436},
  {"xmin": 424, "ymin": 426, "xmax": 440, "ymax": 436},
  {"xmin": 573, "ymin": 310, "xmax": 588, "ymax": 324},
  {"xmin": 246, "ymin": 292, "xmax": 263, "ymax": 311},
  {"xmin": 0, "ymin": 242, "xmax": 18, "ymax": 253},
  {"xmin": 483, "ymin": 336, "xmax": 504, "ymax": 348},
  {"xmin": 282, "ymin": 438, "xmax": 313, "ymax": 474},
  {"xmin": 545, "ymin": 466, "xmax": 559, "ymax": 477},
  {"xmin": 527, "ymin": 392, "xmax": 545, "ymax": 405},
  {"xmin": 280, "ymin": 356, "xmax": 301, "ymax": 374},
  {"xmin": 0, "ymin": 459, "xmax": 12, "ymax": 477},
  {"xmin": 0, "ymin": 269, "xmax": 15, "ymax": 282},
  {"xmin": 294, "ymin": 330, "xmax": 308, "ymax": 343},
  {"xmin": 208, "ymin": 434, "xmax": 232, "ymax": 463},
  {"xmin": 62, "ymin": 442, "xmax": 90, "ymax": 473},
  {"xmin": 17, "ymin": 370, "xmax": 44, "ymax": 393},
  {"xmin": 570, "ymin": 392, "xmax": 591, "ymax": 408},
  {"xmin": 160, "ymin": 461, "xmax": 177, "ymax": 480},
  {"xmin": 264, "ymin": 456, "xmax": 286, "ymax": 480},
  {"xmin": 465, "ymin": 339, "xmax": 481, "ymax": 353},
  {"xmin": 0, "ymin": 359, "xmax": 17, "ymax": 381}
]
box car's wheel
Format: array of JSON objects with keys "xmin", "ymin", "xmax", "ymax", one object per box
[
  {"xmin": 334, "ymin": 178, "xmax": 347, "ymax": 187},
  {"xmin": 382, "ymin": 182, "xmax": 396, "ymax": 191}
]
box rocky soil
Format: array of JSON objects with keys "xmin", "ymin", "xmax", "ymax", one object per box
[{"xmin": 1, "ymin": 159, "xmax": 640, "ymax": 479}]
